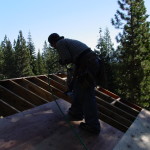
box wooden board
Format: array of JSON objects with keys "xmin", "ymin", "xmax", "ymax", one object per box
[
  {"xmin": 1, "ymin": 80, "xmax": 48, "ymax": 106},
  {"xmin": 0, "ymin": 99, "xmax": 19, "ymax": 117},
  {"xmin": 0, "ymin": 74, "xmax": 141, "ymax": 132},
  {"xmin": 0, "ymin": 99, "xmax": 123, "ymax": 150},
  {"xmin": 113, "ymin": 109, "xmax": 150, "ymax": 150},
  {"xmin": 0, "ymin": 85, "xmax": 34, "ymax": 111}
]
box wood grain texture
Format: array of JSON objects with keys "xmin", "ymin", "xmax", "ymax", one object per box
[
  {"xmin": 113, "ymin": 109, "xmax": 150, "ymax": 150},
  {"xmin": 0, "ymin": 74, "xmax": 141, "ymax": 132},
  {"xmin": 0, "ymin": 99, "xmax": 123, "ymax": 150}
]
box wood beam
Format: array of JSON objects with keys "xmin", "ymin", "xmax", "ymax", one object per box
[
  {"xmin": 49, "ymin": 74, "xmax": 67, "ymax": 86},
  {"xmin": 26, "ymin": 77, "xmax": 72, "ymax": 103},
  {"xmin": 96, "ymin": 97, "xmax": 136, "ymax": 122},
  {"xmin": 0, "ymin": 99, "xmax": 20, "ymax": 117},
  {"xmin": 120, "ymin": 99, "xmax": 142, "ymax": 111},
  {"xmin": 97, "ymin": 87, "xmax": 120, "ymax": 99},
  {"xmin": 95, "ymin": 89, "xmax": 115, "ymax": 103},
  {"xmin": 1, "ymin": 80, "xmax": 48, "ymax": 106},
  {"xmin": 37, "ymin": 75, "xmax": 67, "ymax": 92},
  {"xmin": 0, "ymin": 85, "xmax": 34, "ymax": 111},
  {"xmin": 98, "ymin": 112, "xmax": 128, "ymax": 132},
  {"xmin": 97, "ymin": 103, "xmax": 132, "ymax": 127},
  {"xmin": 14, "ymin": 78, "xmax": 54, "ymax": 102},
  {"xmin": 114, "ymin": 101, "xmax": 139, "ymax": 117}
]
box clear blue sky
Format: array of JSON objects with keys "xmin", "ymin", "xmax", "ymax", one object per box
[{"xmin": 0, "ymin": 0, "xmax": 150, "ymax": 53}]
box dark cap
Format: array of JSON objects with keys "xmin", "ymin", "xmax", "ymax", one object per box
[{"xmin": 48, "ymin": 33, "xmax": 64, "ymax": 46}]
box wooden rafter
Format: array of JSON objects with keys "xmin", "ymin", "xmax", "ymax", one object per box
[{"xmin": 0, "ymin": 74, "xmax": 141, "ymax": 132}]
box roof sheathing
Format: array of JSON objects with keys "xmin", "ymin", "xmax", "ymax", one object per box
[{"xmin": 0, "ymin": 74, "xmax": 141, "ymax": 132}]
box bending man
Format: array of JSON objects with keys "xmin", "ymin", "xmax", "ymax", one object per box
[{"xmin": 48, "ymin": 33, "xmax": 102, "ymax": 134}]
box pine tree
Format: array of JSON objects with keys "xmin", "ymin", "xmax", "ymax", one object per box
[
  {"xmin": 0, "ymin": 36, "xmax": 6, "ymax": 79},
  {"xmin": 1, "ymin": 36, "xmax": 15, "ymax": 78},
  {"xmin": 42, "ymin": 41, "xmax": 49, "ymax": 73},
  {"xmin": 14, "ymin": 31, "xmax": 33, "ymax": 77},
  {"xmin": 46, "ymin": 46, "xmax": 61, "ymax": 74},
  {"xmin": 0, "ymin": 45, "xmax": 4, "ymax": 79},
  {"xmin": 27, "ymin": 32, "xmax": 37, "ymax": 75},
  {"xmin": 42, "ymin": 41, "xmax": 62, "ymax": 74},
  {"xmin": 96, "ymin": 28, "xmax": 116, "ymax": 61},
  {"xmin": 111, "ymin": 0, "xmax": 150, "ymax": 108},
  {"xmin": 36, "ymin": 49, "xmax": 45, "ymax": 75},
  {"xmin": 95, "ymin": 28, "xmax": 116, "ymax": 90}
]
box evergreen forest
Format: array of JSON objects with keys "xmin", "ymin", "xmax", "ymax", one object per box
[{"xmin": 0, "ymin": 0, "xmax": 149, "ymax": 110}]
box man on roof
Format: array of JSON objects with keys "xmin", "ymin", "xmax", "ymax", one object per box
[{"xmin": 48, "ymin": 33, "xmax": 105, "ymax": 134}]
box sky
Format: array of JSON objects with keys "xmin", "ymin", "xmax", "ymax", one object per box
[{"xmin": 0, "ymin": 0, "xmax": 150, "ymax": 53}]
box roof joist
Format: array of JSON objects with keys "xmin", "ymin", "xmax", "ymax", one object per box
[{"xmin": 0, "ymin": 74, "xmax": 141, "ymax": 132}]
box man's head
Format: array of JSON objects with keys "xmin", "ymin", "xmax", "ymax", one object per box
[{"xmin": 48, "ymin": 33, "xmax": 64, "ymax": 48}]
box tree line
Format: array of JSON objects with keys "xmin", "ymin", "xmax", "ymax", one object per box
[
  {"xmin": 0, "ymin": 0, "xmax": 149, "ymax": 110},
  {"xmin": 95, "ymin": 0, "xmax": 149, "ymax": 109},
  {"xmin": 0, "ymin": 31, "xmax": 63, "ymax": 80}
]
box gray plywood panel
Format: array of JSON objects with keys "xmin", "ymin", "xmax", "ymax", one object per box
[{"xmin": 113, "ymin": 109, "xmax": 150, "ymax": 150}]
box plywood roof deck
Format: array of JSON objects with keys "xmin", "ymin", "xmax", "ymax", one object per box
[
  {"xmin": 0, "ymin": 74, "xmax": 141, "ymax": 132},
  {"xmin": 113, "ymin": 109, "xmax": 150, "ymax": 150},
  {"xmin": 0, "ymin": 99, "xmax": 124, "ymax": 150},
  {"xmin": 0, "ymin": 74, "xmax": 149, "ymax": 150}
]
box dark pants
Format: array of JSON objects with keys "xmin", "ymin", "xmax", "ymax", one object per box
[{"xmin": 69, "ymin": 56, "xmax": 101, "ymax": 130}]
